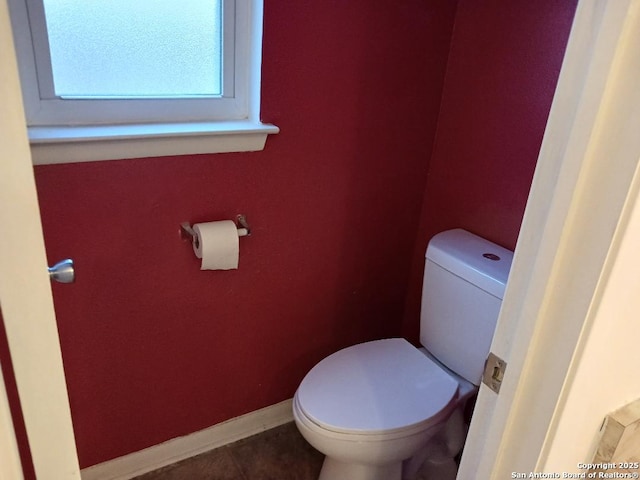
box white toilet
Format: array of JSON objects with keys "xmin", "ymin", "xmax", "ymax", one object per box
[{"xmin": 293, "ymin": 229, "xmax": 513, "ymax": 480}]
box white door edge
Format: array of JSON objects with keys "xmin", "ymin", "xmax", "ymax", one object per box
[
  {"xmin": 0, "ymin": 366, "xmax": 24, "ymax": 480},
  {"xmin": 0, "ymin": 0, "xmax": 81, "ymax": 478},
  {"xmin": 459, "ymin": 0, "xmax": 640, "ymax": 477}
]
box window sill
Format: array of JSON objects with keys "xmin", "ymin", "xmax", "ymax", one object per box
[{"xmin": 29, "ymin": 120, "xmax": 280, "ymax": 165}]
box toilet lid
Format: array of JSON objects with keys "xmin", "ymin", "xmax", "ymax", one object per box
[{"xmin": 297, "ymin": 338, "xmax": 458, "ymax": 435}]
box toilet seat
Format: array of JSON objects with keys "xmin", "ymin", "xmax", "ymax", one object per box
[{"xmin": 296, "ymin": 338, "xmax": 458, "ymax": 436}]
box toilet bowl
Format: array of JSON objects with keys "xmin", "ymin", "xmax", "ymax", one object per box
[
  {"xmin": 293, "ymin": 338, "xmax": 474, "ymax": 480},
  {"xmin": 293, "ymin": 230, "xmax": 513, "ymax": 480}
]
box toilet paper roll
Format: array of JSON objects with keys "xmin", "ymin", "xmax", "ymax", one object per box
[{"xmin": 192, "ymin": 220, "xmax": 239, "ymax": 270}]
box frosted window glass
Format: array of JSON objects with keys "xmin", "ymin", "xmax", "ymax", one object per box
[{"xmin": 42, "ymin": 0, "xmax": 222, "ymax": 98}]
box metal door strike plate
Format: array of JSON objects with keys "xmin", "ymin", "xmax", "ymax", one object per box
[{"xmin": 483, "ymin": 352, "xmax": 507, "ymax": 394}]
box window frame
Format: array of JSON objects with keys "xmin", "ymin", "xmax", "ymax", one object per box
[{"xmin": 7, "ymin": 0, "xmax": 278, "ymax": 164}]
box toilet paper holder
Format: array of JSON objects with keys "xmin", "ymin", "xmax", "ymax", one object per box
[{"xmin": 180, "ymin": 215, "xmax": 251, "ymax": 249}]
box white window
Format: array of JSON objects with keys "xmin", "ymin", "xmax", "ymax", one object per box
[{"xmin": 8, "ymin": 0, "xmax": 278, "ymax": 164}]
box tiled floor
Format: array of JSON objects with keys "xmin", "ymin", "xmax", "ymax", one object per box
[{"xmin": 133, "ymin": 422, "xmax": 324, "ymax": 480}]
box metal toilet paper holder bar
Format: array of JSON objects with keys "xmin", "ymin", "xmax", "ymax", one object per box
[{"xmin": 180, "ymin": 215, "xmax": 251, "ymax": 249}]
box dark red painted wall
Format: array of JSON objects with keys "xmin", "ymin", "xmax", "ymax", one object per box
[
  {"xmin": 30, "ymin": 0, "xmax": 458, "ymax": 468},
  {"xmin": 401, "ymin": 0, "xmax": 578, "ymax": 342}
]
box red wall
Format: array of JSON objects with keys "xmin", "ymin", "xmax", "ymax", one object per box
[
  {"xmin": 401, "ymin": 0, "xmax": 578, "ymax": 342},
  {"xmin": 30, "ymin": 0, "xmax": 458, "ymax": 468}
]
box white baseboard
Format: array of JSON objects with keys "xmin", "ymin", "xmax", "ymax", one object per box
[{"xmin": 81, "ymin": 398, "xmax": 294, "ymax": 480}]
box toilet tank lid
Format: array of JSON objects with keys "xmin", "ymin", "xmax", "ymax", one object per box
[{"xmin": 426, "ymin": 229, "xmax": 514, "ymax": 299}]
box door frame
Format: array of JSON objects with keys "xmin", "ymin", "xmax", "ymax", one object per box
[
  {"xmin": 0, "ymin": 0, "xmax": 81, "ymax": 478},
  {"xmin": 0, "ymin": 367, "xmax": 23, "ymax": 479},
  {"xmin": 459, "ymin": 0, "xmax": 640, "ymax": 476}
]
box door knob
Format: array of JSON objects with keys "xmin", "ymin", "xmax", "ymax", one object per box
[{"xmin": 48, "ymin": 259, "xmax": 75, "ymax": 284}]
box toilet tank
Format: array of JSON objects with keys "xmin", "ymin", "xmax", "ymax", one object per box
[{"xmin": 420, "ymin": 229, "xmax": 513, "ymax": 385}]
